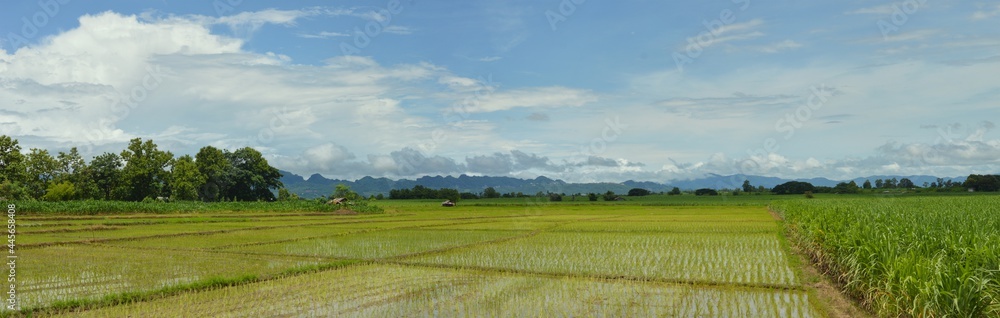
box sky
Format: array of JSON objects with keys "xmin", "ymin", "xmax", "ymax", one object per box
[{"xmin": 1, "ymin": 0, "xmax": 998, "ymax": 184}]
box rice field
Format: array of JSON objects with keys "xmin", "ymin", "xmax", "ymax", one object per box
[{"xmin": 8, "ymin": 203, "xmax": 828, "ymax": 316}]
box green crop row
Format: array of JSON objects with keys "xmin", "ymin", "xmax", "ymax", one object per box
[
  {"xmin": 5, "ymin": 199, "xmax": 384, "ymax": 215},
  {"xmin": 772, "ymin": 196, "xmax": 1000, "ymax": 317},
  {"xmin": 58, "ymin": 264, "xmax": 820, "ymax": 317}
]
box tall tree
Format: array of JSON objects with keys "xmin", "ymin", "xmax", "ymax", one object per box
[
  {"xmin": 0, "ymin": 136, "xmax": 29, "ymax": 199},
  {"xmin": 863, "ymin": 180, "xmax": 872, "ymax": 190},
  {"xmin": 24, "ymin": 149, "xmax": 59, "ymax": 199},
  {"xmin": 120, "ymin": 138, "xmax": 173, "ymax": 201},
  {"xmin": 89, "ymin": 152, "xmax": 123, "ymax": 200},
  {"xmin": 222, "ymin": 147, "xmax": 282, "ymax": 201},
  {"xmin": 741, "ymin": 180, "xmax": 753, "ymax": 193},
  {"xmin": 482, "ymin": 186, "xmax": 500, "ymax": 199},
  {"xmin": 55, "ymin": 147, "xmax": 86, "ymax": 183},
  {"xmin": 898, "ymin": 178, "xmax": 915, "ymax": 189},
  {"xmin": 56, "ymin": 147, "xmax": 99, "ymax": 199},
  {"xmin": 887, "ymin": 178, "xmax": 899, "ymax": 189},
  {"xmin": 195, "ymin": 146, "xmax": 231, "ymax": 201},
  {"xmin": 0, "ymin": 135, "xmax": 26, "ymax": 184},
  {"xmin": 169, "ymin": 155, "xmax": 205, "ymax": 201},
  {"xmin": 875, "ymin": 179, "xmax": 884, "ymax": 189}
]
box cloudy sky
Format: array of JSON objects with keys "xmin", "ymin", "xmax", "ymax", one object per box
[{"xmin": 1, "ymin": 1, "xmax": 998, "ymax": 183}]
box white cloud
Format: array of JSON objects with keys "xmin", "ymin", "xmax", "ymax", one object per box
[
  {"xmin": 383, "ymin": 26, "xmax": 414, "ymax": 35},
  {"xmin": 972, "ymin": 4, "xmax": 1000, "ymax": 20},
  {"xmin": 683, "ymin": 19, "xmax": 765, "ymax": 49},
  {"xmin": 463, "ymin": 87, "xmax": 598, "ymax": 113},
  {"xmin": 846, "ymin": 5, "xmax": 896, "ymax": 15},
  {"xmin": 753, "ymin": 40, "xmax": 803, "ymax": 53},
  {"xmin": 297, "ymin": 31, "xmax": 350, "ymax": 39}
]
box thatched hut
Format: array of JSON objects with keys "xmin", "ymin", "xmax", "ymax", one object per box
[
  {"xmin": 327, "ymin": 197, "xmax": 347, "ymax": 205},
  {"xmin": 441, "ymin": 200, "xmax": 456, "ymax": 207}
]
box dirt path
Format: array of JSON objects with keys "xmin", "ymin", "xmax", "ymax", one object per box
[{"xmin": 770, "ymin": 209, "xmax": 872, "ymax": 318}]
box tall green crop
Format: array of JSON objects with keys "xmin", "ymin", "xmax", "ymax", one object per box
[{"xmin": 772, "ymin": 196, "xmax": 1000, "ymax": 317}]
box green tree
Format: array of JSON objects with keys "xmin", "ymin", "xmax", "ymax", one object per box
[
  {"xmin": 0, "ymin": 181, "xmax": 30, "ymax": 200},
  {"xmin": 771, "ymin": 181, "xmax": 815, "ymax": 195},
  {"xmin": 833, "ymin": 181, "xmax": 860, "ymax": 194},
  {"xmin": 90, "ymin": 152, "xmax": 124, "ymax": 200},
  {"xmin": 886, "ymin": 178, "xmax": 898, "ymax": 189},
  {"xmin": 0, "ymin": 135, "xmax": 26, "ymax": 185},
  {"xmin": 627, "ymin": 188, "xmax": 651, "ymax": 196},
  {"xmin": 41, "ymin": 181, "xmax": 76, "ymax": 201},
  {"xmin": 55, "ymin": 147, "xmax": 86, "ymax": 183},
  {"xmin": 333, "ymin": 184, "xmax": 361, "ymax": 200},
  {"xmin": 56, "ymin": 147, "xmax": 99, "ymax": 199},
  {"xmin": 223, "ymin": 147, "xmax": 282, "ymax": 201},
  {"xmin": 742, "ymin": 180, "xmax": 753, "ymax": 193},
  {"xmin": 277, "ymin": 188, "xmax": 298, "ymax": 201},
  {"xmin": 964, "ymin": 174, "xmax": 1000, "ymax": 192},
  {"xmin": 898, "ymin": 178, "xmax": 915, "ymax": 189},
  {"xmin": 695, "ymin": 188, "xmax": 719, "ymax": 196},
  {"xmin": 587, "ymin": 193, "xmax": 598, "ymax": 201},
  {"xmin": 169, "ymin": 155, "xmax": 205, "ymax": 201},
  {"xmin": 195, "ymin": 146, "xmax": 231, "ymax": 201},
  {"xmin": 120, "ymin": 138, "xmax": 174, "ymax": 201},
  {"xmin": 863, "ymin": 180, "xmax": 872, "ymax": 190},
  {"xmin": 875, "ymin": 179, "xmax": 884, "ymax": 189},
  {"xmin": 668, "ymin": 187, "xmax": 682, "ymax": 195},
  {"xmin": 482, "ymin": 186, "xmax": 500, "ymax": 199},
  {"xmin": 24, "ymin": 148, "xmax": 59, "ymax": 199},
  {"xmin": 602, "ymin": 191, "xmax": 617, "ymax": 201}
]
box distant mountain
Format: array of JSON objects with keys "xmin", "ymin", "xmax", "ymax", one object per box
[{"xmin": 277, "ymin": 170, "xmax": 971, "ymax": 198}]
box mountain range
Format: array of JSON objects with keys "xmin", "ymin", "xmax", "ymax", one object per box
[{"xmin": 278, "ymin": 170, "xmax": 968, "ymax": 198}]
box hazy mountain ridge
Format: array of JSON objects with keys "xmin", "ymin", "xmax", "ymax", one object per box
[{"xmin": 279, "ymin": 171, "xmax": 968, "ymax": 198}]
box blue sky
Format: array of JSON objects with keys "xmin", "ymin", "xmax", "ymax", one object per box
[{"xmin": 1, "ymin": 1, "xmax": 999, "ymax": 183}]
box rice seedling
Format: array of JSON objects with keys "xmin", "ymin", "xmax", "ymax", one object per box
[
  {"xmin": 58, "ymin": 264, "xmax": 820, "ymax": 317},
  {"xmin": 406, "ymin": 231, "xmax": 800, "ymax": 287}
]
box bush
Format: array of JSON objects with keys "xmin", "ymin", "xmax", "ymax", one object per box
[
  {"xmin": 772, "ymin": 181, "xmax": 816, "ymax": 195},
  {"xmin": 627, "ymin": 188, "xmax": 651, "ymax": 196},
  {"xmin": 42, "ymin": 181, "xmax": 76, "ymax": 201},
  {"xmin": 694, "ymin": 188, "xmax": 719, "ymax": 196}
]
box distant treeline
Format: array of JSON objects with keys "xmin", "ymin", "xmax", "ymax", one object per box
[
  {"xmin": 770, "ymin": 175, "xmax": 995, "ymax": 195},
  {"xmin": 0, "ymin": 135, "xmax": 284, "ymax": 202},
  {"xmin": 388, "ymin": 185, "xmax": 461, "ymax": 201}
]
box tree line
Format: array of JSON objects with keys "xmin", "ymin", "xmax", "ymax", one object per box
[{"xmin": 0, "ymin": 135, "xmax": 283, "ymax": 202}]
